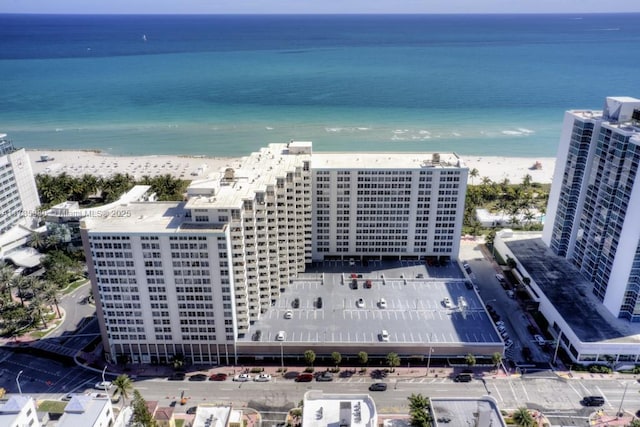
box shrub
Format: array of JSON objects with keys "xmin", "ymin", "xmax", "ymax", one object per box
[{"xmin": 304, "ymin": 367, "xmax": 314, "ymax": 373}]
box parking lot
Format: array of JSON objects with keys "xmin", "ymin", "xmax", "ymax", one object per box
[{"xmin": 239, "ymin": 260, "xmax": 502, "ymax": 353}]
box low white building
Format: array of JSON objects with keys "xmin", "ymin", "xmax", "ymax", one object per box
[
  {"xmin": 192, "ymin": 405, "xmax": 243, "ymax": 427},
  {"xmin": 0, "ymin": 395, "xmax": 41, "ymax": 427},
  {"xmin": 57, "ymin": 395, "xmax": 114, "ymax": 427},
  {"xmin": 302, "ymin": 390, "xmax": 377, "ymax": 427}
]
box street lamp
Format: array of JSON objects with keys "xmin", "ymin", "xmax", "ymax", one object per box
[
  {"xmin": 426, "ymin": 347, "xmax": 434, "ymax": 376},
  {"xmin": 617, "ymin": 382, "xmax": 629, "ymax": 418},
  {"xmin": 16, "ymin": 370, "xmax": 23, "ymax": 395},
  {"xmin": 102, "ymin": 365, "xmax": 107, "ymax": 386}
]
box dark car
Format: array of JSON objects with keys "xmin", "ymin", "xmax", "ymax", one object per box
[
  {"xmin": 351, "ymin": 279, "xmax": 358, "ymax": 289},
  {"xmin": 364, "ymin": 279, "xmax": 372, "ymax": 288},
  {"xmin": 316, "ymin": 297, "xmax": 323, "ymax": 309},
  {"xmin": 316, "ymin": 372, "xmax": 333, "ymax": 382},
  {"xmin": 292, "ymin": 298, "xmax": 300, "ymax": 309},
  {"xmin": 209, "ymin": 373, "xmax": 228, "ymax": 381},
  {"xmin": 295, "ymin": 373, "xmax": 314, "ymax": 382},
  {"xmin": 453, "ymin": 373, "xmax": 473, "ymax": 382},
  {"xmin": 168, "ymin": 372, "xmax": 186, "ymax": 381},
  {"xmin": 582, "ymin": 396, "xmax": 605, "ymax": 406},
  {"xmin": 189, "ymin": 374, "xmax": 208, "ymax": 382},
  {"xmin": 369, "ymin": 382, "xmax": 387, "ymax": 391}
]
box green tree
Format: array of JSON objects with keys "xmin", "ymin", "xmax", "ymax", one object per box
[
  {"xmin": 130, "ymin": 389, "xmax": 157, "ymax": 427},
  {"xmin": 512, "ymin": 407, "xmax": 535, "ymax": 427},
  {"xmin": 465, "ymin": 353, "xmax": 476, "ymax": 367},
  {"xmin": 112, "ymin": 374, "xmax": 133, "ymax": 408},
  {"xmin": 357, "ymin": 351, "xmax": 368, "ymax": 366},
  {"xmin": 331, "ymin": 351, "xmax": 342, "ymax": 369},
  {"xmin": 628, "ymin": 419, "xmax": 640, "ymax": 427},
  {"xmin": 469, "ymin": 168, "xmax": 479, "ymax": 185},
  {"xmin": 386, "ymin": 352, "xmax": 400, "ymax": 372},
  {"xmin": 408, "ymin": 393, "xmax": 432, "ymax": 427},
  {"xmin": 172, "ymin": 354, "xmax": 185, "ymax": 371},
  {"xmin": 304, "ymin": 350, "xmax": 316, "ymax": 367},
  {"xmin": 492, "ymin": 352, "xmax": 503, "ymax": 370},
  {"xmin": 485, "ymin": 229, "xmax": 496, "ymax": 248},
  {"xmin": 0, "ymin": 262, "xmax": 14, "ymax": 300}
]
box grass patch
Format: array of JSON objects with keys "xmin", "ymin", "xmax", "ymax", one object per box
[
  {"xmin": 62, "ymin": 278, "xmax": 89, "ymax": 295},
  {"xmin": 175, "ymin": 420, "xmax": 185, "ymax": 427},
  {"xmin": 38, "ymin": 400, "xmax": 67, "ymax": 413}
]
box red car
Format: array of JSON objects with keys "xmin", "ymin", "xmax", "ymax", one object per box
[
  {"xmin": 295, "ymin": 373, "xmax": 314, "ymax": 382},
  {"xmin": 209, "ymin": 373, "xmax": 228, "ymax": 381}
]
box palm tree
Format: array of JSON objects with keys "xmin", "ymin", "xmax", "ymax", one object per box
[
  {"xmin": 408, "ymin": 393, "xmax": 432, "ymax": 427},
  {"xmin": 386, "ymin": 352, "xmax": 400, "ymax": 372},
  {"xmin": 512, "ymin": 407, "xmax": 535, "ymax": 427},
  {"xmin": 465, "ymin": 353, "xmax": 476, "ymax": 367},
  {"xmin": 28, "ymin": 232, "xmax": 46, "ymax": 250},
  {"xmin": 492, "ymin": 352, "xmax": 503, "ymax": 371},
  {"xmin": 331, "ymin": 352, "xmax": 342, "ymax": 370},
  {"xmin": 0, "ymin": 263, "xmax": 14, "ymax": 300},
  {"xmin": 469, "ymin": 168, "xmax": 479, "ymax": 185},
  {"xmin": 304, "ymin": 350, "xmax": 316, "ymax": 367},
  {"xmin": 112, "ymin": 374, "xmax": 133, "ymax": 408},
  {"xmin": 40, "ymin": 280, "xmax": 62, "ymax": 318}
]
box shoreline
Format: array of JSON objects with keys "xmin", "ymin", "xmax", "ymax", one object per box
[{"xmin": 27, "ymin": 149, "xmax": 556, "ymax": 184}]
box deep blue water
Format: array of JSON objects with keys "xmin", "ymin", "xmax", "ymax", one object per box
[{"xmin": 1, "ymin": 14, "xmax": 639, "ymax": 157}]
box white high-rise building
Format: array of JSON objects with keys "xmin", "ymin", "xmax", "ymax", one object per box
[
  {"xmin": 0, "ymin": 134, "xmax": 41, "ymax": 260},
  {"xmin": 81, "ymin": 142, "xmax": 468, "ymax": 363},
  {"xmin": 543, "ymin": 96, "xmax": 640, "ymax": 321}
]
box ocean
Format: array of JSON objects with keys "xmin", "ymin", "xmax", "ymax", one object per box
[{"xmin": 1, "ymin": 13, "xmax": 639, "ymax": 157}]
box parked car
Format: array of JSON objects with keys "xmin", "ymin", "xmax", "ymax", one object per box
[
  {"xmin": 442, "ymin": 297, "xmax": 453, "ymax": 309},
  {"xmin": 233, "ymin": 374, "xmax": 252, "ymax": 382},
  {"xmin": 416, "ymin": 273, "xmax": 424, "ymax": 278},
  {"xmin": 292, "ymin": 298, "xmax": 300, "ymax": 308},
  {"xmin": 495, "ymin": 273, "xmax": 505, "ymax": 283},
  {"xmin": 295, "ymin": 373, "xmax": 314, "ymax": 382},
  {"xmin": 369, "ymin": 382, "xmax": 388, "ymax": 391},
  {"xmin": 275, "ymin": 330, "xmax": 286, "ymax": 341},
  {"xmin": 284, "ymin": 310, "xmax": 293, "ymax": 319},
  {"xmin": 380, "ymin": 330, "xmax": 390, "ymax": 342},
  {"xmin": 316, "ymin": 297, "xmax": 323, "ymax": 309},
  {"xmin": 534, "ymin": 334, "xmax": 545, "ymax": 346},
  {"xmin": 316, "ymin": 372, "xmax": 333, "ymax": 382},
  {"xmin": 168, "ymin": 372, "xmax": 185, "ymax": 381},
  {"xmin": 356, "ymin": 298, "xmax": 365, "ymax": 308},
  {"xmin": 189, "ymin": 374, "xmax": 208, "ymax": 382},
  {"xmin": 364, "ymin": 279, "xmax": 372, "ymax": 288},
  {"xmin": 378, "ymin": 298, "xmax": 387, "ymax": 309},
  {"xmin": 95, "ymin": 381, "xmax": 112, "ymax": 390},
  {"xmin": 209, "ymin": 373, "xmax": 228, "ymax": 381},
  {"xmin": 351, "ymin": 279, "xmax": 358, "ymax": 289},
  {"xmin": 254, "ymin": 374, "xmax": 272, "ymax": 382}
]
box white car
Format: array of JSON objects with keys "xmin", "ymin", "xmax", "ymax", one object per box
[
  {"xmin": 233, "ymin": 374, "xmax": 252, "ymax": 382},
  {"xmin": 534, "ymin": 334, "xmax": 545, "ymax": 346},
  {"xmin": 442, "ymin": 297, "xmax": 453, "ymax": 309},
  {"xmin": 254, "ymin": 373, "xmax": 272, "ymax": 382},
  {"xmin": 284, "ymin": 310, "xmax": 293, "ymax": 319},
  {"xmin": 95, "ymin": 381, "xmax": 112, "ymax": 390},
  {"xmin": 275, "ymin": 330, "xmax": 286, "ymax": 341},
  {"xmin": 356, "ymin": 298, "xmax": 365, "ymax": 308},
  {"xmin": 378, "ymin": 298, "xmax": 387, "ymax": 309},
  {"xmin": 380, "ymin": 330, "xmax": 390, "ymax": 342}
]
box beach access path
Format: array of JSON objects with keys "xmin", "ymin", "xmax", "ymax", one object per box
[{"xmin": 28, "ymin": 150, "xmax": 556, "ymax": 185}]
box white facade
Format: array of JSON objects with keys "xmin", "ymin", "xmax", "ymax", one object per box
[
  {"xmin": 0, "ymin": 396, "xmax": 41, "ymax": 427},
  {"xmin": 302, "ymin": 390, "xmax": 378, "ymax": 427},
  {"xmin": 81, "ymin": 142, "xmax": 468, "ymax": 364},
  {"xmin": 543, "ymin": 96, "xmax": 640, "ymax": 320},
  {"xmin": 57, "ymin": 395, "xmax": 114, "ymax": 427},
  {"xmin": 0, "ymin": 134, "xmax": 41, "ymax": 259}
]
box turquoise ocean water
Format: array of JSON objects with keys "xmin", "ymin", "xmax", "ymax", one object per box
[{"xmin": 1, "ymin": 14, "xmax": 639, "ymax": 157}]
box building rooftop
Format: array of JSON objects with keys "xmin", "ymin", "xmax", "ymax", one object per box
[
  {"xmin": 57, "ymin": 395, "xmax": 111, "ymax": 427},
  {"xmin": 192, "ymin": 405, "xmax": 241, "ymax": 427},
  {"xmin": 504, "ymin": 235, "xmax": 640, "ymax": 343},
  {"xmin": 303, "ymin": 391, "xmax": 377, "ymax": 427},
  {"xmin": 431, "ymin": 397, "xmax": 506, "ymax": 427},
  {"xmin": 239, "ymin": 261, "xmax": 501, "ymax": 347},
  {"xmin": 312, "ymin": 152, "xmax": 465, "ymax": 170},
  {"xmin": 81, "ymin": 202, "xmax": 225, "ymax": 234}
]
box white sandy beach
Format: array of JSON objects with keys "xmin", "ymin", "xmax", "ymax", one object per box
[{"xmin": 28, "ymin": 150, "xmax": 556, "ymax": 184}]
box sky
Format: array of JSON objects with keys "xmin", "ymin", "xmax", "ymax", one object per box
[{"xmin": 1, "ymin": 0, "xmax": 640, "ymax": 14}]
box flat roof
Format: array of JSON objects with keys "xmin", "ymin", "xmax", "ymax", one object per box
[
  {"xmin": 82, "ymin": 202, "xmax": 225, "ymax": 234},
  {"xmin": 431, "ymin": 397, "xmax": 506, "ymax": 427},
  {"xmin": 240, "ymin": 260, "xmax": 500, "ymax": 346},
  {"xmin": 312, "ymin": 152, "xmax": 465, "ymax": 170},
  {"xmin": 504, "ymin": 235, "xmax": 640, "ymax": 343},
  {"xmin": 303, "ymin": 391, "xmax": 377, "ymax": 427}
]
